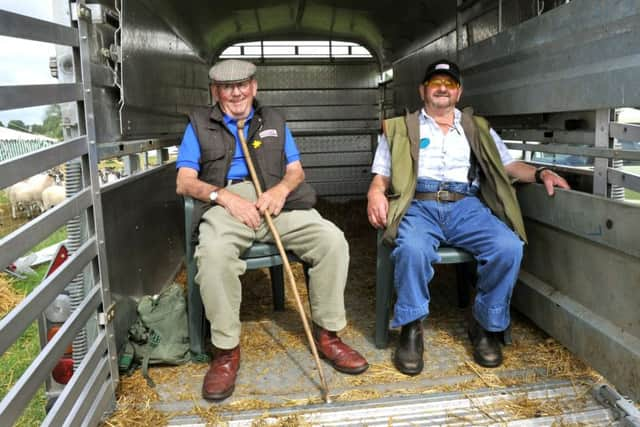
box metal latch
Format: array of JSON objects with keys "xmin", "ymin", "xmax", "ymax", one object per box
[{"xmin": 98, "ymin": 303, "xmax": 116, "ymax": 325}]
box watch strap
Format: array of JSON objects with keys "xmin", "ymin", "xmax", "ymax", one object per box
[{"xmin": 535, "ymin": 167, "xmax": 551, "ymax": 184}]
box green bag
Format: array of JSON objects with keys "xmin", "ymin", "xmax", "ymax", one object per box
[{"xmin": 119, "ymin": 283, "xmax": 190, "ymax": 387}]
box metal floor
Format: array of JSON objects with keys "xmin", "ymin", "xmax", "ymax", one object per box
[{"xmin": 129, "ymin": 231, "xmax": 628, "ymax": 425}]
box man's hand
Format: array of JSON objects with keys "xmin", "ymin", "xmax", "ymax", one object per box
[
  {"xmin": 504, "ymin": 161, "xmax": 571, "ymax": 197},
  {"xmin": 256, "ymin": 183, "xmax": 289, "ymax": 216},
  {"xmin": 539, "ymin": 168, "xmax": 571, "ymax": 196},
  {"xmin": 367, "ymin": 175, "xmax": 391, "ymax": 228},
  {"xmin": 367, "ymin": 190, "xmax": 388, "ymax": 228},
  {"xmin": 221, "ymin": 190, "xmax": 262, "ymax": 229}
]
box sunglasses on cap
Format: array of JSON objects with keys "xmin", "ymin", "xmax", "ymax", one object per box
[{"xmin": 424, "ymin": 78, "xmax": 460, "ymax": 89}]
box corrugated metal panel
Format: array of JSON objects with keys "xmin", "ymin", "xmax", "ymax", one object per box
[
  {"xmin": 460, "ymin": 0, "xmax": 640, "ymax": 115},
  {"xmin": 0, "ymin": 139, "xmax": 56, "ymax": 162},
  {"xmin": 257, "ymin": 62, "xmax": 380, "ymax": 199}
]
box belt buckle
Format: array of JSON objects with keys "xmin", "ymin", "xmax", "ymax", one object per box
[{"xmin": 436, "ymin": 189, "xmax": 449, "ymax": 202}]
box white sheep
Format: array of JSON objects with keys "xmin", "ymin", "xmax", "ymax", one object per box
[
  {"xmin": 42, "ymin": 184, "xmax": 66, "ymax": 211},
  {"xmin": 8, "ymin": 172, "xmax": 57, "ymax": 218}
]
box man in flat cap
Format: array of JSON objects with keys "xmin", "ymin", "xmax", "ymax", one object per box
[
  {"xmin": 176, "ymin": 59, "xmax": 368, "ymax": 401},
  {"xmin": 367, "ymin": 59, "xmax": 569, "ymax": 375}
]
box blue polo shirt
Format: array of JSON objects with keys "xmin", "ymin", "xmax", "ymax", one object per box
[{"xmin": 176, "ymin": 108, "xmax": 301, "ymax": 180}]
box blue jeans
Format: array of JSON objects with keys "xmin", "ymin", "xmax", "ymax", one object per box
[{"xmin": 391, "ymin": 179, "xmax": 523, "ymax": 332}]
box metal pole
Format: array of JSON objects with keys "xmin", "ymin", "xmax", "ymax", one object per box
[{"xmin": 236, "ymin": 120, "xmax": 331, "ymax": 403}]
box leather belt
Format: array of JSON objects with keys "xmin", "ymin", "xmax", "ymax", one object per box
[
  {"xmin": 414, "ymin": 190, "xmax": 467, "ymax": 202},
  {"xmin": 227, "ymin": 177, "xmax": 249, "ymax": 186}
]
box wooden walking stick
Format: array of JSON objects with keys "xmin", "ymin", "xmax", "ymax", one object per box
[{"xmin": 236, "ymin": 120, "xmax": 331, "ymax": 403}]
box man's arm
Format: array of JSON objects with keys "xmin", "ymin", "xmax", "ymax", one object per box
[
  {"xmin": 176, "ymin": 167, "xmax": 262, "ymax": 229},
  {"xmin": 255, "ymin": 160, "xmax": 305, "ymax": 216},
  {"xmin": 504, "ymin": 161, "xmax": 570, "ymax": 196},
  {"xmin": 367, "ymin": 174, "xmax": 391, "ymax": 228}
]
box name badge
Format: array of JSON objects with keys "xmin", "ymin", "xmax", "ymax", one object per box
[{"xmin": 259, "ymin": 129, "xmax": 278, "ymax": 138}]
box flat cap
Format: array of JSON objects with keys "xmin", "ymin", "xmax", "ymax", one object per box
[{"xmin": 209, "ymin": 59, "xmax": 256, "ymax": 84}]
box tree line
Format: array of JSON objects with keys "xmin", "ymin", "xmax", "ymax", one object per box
[{"xmin": 1, "ymin": 105, "xmax": 63, "ymax": 141}]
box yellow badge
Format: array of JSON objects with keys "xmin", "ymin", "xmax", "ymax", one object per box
[{"xmin": 252, "ymin": 139, "xmax": 262, "ymax": 149}]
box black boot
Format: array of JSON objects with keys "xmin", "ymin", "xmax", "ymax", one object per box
[
  {"xmin": 468, "ymin": 319, "xmax": 503, "ymax": 368},
  {"xmin": 394, "ymin": 319, "xmax": 424, "ymax": 375}
]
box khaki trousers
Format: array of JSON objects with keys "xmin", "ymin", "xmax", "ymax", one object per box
[{"xmin": 195, "ymin": 181, "xmax": 349, "ymax": 349}]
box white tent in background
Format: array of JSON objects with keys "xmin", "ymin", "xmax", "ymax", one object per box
[{"xmin": 0, "ymin": 127, "xmax": 56, "ymax": 162}]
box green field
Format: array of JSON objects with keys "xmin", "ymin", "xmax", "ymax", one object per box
[
  {"xmin": 623, "ymin": 165, "xmax": 640, "ymax": 201},
  {"xmin": 1, "ymin": 228, "xmax": 67, "ymax": 426},
  {"xmin": 1, "ymin": 266, "xmax": 48, "ymax": 427}
]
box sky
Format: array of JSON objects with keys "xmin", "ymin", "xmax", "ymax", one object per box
[{"xmin": 0, "ymin": 0, "xmax": 62, "ymax": 126}]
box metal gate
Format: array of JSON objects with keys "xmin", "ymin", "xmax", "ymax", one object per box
[{"xmin": 0, "ymin": 2, "xmax": 119, "ymax": 425}]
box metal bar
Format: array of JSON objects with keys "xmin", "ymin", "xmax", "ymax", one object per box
[
  {"xmin": 514, "ymin": 271, "xmax": 640, "ymax": 402},
  {"xmin": 610, "ymin": 122, "xmax": 640, "ymax": 142},
  {"xmin": 0, "ymin": 287, "xmax": 100, "ymax": 426},
  {"xmin": 0, "ymin": 189, "xmax": 92, "ymax": 270},
  {"xmin": 80, "ymin": 378, "xmax": 114, "ymax": 427},
  {"xmin": 0, "ymin": 136, "xmax": 87, "ymax": 189},
  {"xmin": 42, "ymin": 332, "xmax": 107, "ymax": 426},
  {"xmin": 301, "ymin": 152, "xmax": 372, "ymax": 167},
  {"xmin": 499, "ymin": 129, "xmax": 595, "ymax": 145},
  {"xmin": 292, "ymin": 129, "xmax": 379, "ymax": 137},
  {"xmin": 594, "ymin": 109, "xmax": 612, "ymax": 196},
  {"xmin": 517, "ymin": 185, "xmax": 640, "ymax": 259},
  {"xmin": 504, "ymin": 143, "xmax": 640, "ymax": 161},
  {"xmin": 0, "ymin": 10, "xmax": 79, "ymax": 46},
  {"xmin": 0, "ymin": 238, "xmax": 97, "ymax": 357},
  {"xmin": 75, "ymin": 0, "xmax": 119, "ymax": 416},
  {"xmin": 63, "ymin": 358, "xmax": 110, "ymax": 427},
  {"xmin": 0, "ymin": 83, "xmax": 84, "ymax": 111},
  {"xmin": 97, "ymin": 136, "xmax": 180, "ymax": 160},
  {"xmin": 608, "ymin": 168, "xmax": 640, "ymax": 194}
]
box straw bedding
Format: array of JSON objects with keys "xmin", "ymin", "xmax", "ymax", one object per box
[{"xmin": 104, "ymin": 199, "xmax": 604, "ymax": 426}]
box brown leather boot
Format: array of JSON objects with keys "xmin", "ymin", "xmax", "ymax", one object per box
[
  {"xmin": 313, "ymin": 324, "xmax": 369, "ymax": 374},
  {"xmin": 202, "ymin": 346, "xmax": 240, "ymax": 401}
]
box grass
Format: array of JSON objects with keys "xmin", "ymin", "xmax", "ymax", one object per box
[
  {"xmin": 623, "ymin": 165, "xmax": 640, "ymax": 201},
  {"xmin": 1, "ymin": 227, "xmax": 67, "ymax": 426},
  {"xmin": 1, "ymin": 266, "xmax": 49, "ymax": 427}
]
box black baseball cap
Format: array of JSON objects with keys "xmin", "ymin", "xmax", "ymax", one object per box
[{"xmin": 422, "ymin": 59, "xmax": 462, "ymax": 85}]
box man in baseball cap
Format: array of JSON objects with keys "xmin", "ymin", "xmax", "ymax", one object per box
[
  {"xmin": 421, "ymin": 59, "xmax": 462, "ymax": 85},
  {"xmin": 176, "ymin": 59, "xmax": 369, "ymax": 401},
  {"xmin": 367, "ymin": 58, "xmax": 569, "ymax": 375}
]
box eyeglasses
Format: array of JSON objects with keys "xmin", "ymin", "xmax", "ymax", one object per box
[
  {"xmin": 218, "ymin": 80, "xmax": 252, "ymax": 94},
  {"xmin": 425, "ymin": 79, "xmax": 460, "ymax": 89}
]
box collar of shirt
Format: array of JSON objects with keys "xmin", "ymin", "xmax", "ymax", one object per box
[
  {"xmin": 223, "ymin": 108, "xmax": 255, "ymax": 129},
  {"xmin": 420, "ymin": 107, "xmax": 462, "ymax": 134}
]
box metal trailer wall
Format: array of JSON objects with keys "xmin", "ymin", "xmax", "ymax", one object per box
[
  {"xmin": 256, "ymin": 61, "xmax": 380, "ymax": 200},
  {"xmin": 118, "ymin": 0, "xmax": 209, "ymax": 139},
  {"xmin": 390, "ymin": 0, "xmax": 640, "ymax": 400}
]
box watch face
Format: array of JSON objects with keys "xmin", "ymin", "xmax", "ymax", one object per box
[{"xmin": 209, "ymin": 191, "xmax": 218, "ymax": 202}]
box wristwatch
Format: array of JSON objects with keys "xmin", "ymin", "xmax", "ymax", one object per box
[
  {"xmin": 209, "ymin": 190, "xmax": 218, "ymax": 204},
  {"xmin": 534, "ymin": 167, "xmax": 551, "ymax": 183}
]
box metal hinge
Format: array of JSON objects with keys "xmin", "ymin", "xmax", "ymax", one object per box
[
  {"xmin": 98, "ymin": 303, "xmax": 116, "ymax": 325},
  {"xmin": 592, "ymin": 384, "xmax": 640, "ymax": 427},
  {"xmin": 71, "ymin": 3, "xmax": 92, "ymax": 22}
]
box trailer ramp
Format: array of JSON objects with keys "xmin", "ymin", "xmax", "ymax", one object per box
[{"xmin": 167, "ymin": 381, "xmax": 622, "ymax": 426}]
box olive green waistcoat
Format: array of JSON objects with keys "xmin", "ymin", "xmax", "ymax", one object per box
[{"xmin": 382, "ymin": 107, "xmax": 527, "ymax": 246}]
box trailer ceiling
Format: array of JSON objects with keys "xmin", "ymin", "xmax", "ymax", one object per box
[{"xmin": 141, "ymin": 0, "xmax": 457, "ymax": 65}]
